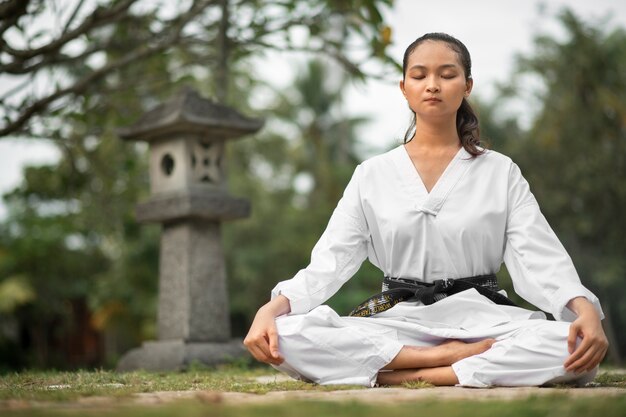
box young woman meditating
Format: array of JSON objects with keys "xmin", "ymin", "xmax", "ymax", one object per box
[{"xmin": 244, "ymin": 32, "xmax": 608, "ymax": 387}]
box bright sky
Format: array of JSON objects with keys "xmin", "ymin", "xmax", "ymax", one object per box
[{"xmin": 1, "ymin": 0, "xmax": 625, "ymax": 219}]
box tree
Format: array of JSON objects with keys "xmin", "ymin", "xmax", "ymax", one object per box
[
  {"xmin": 0, "ymin": 0, "xmax": 397, "ymax": 368},
  {"xmin": 225, "ymin": 58, "xmax": 386, "ymax": 329},
  {"xmin": 0, "ymin": 0, "xmax": 395, "ymax": 138}
]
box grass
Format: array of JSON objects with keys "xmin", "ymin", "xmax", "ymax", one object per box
[
  {"xmin": 400, "ymin": 379, "xmax": 434, "ymax": 389},
  {"xmin": 0, "ymin": 363, "xmax": 624, "ymax": 416},
  {"xmin": 592, "ymin": 371, "xmax": 626, "ymax": 388},
  {"xmin": 0, "ymin": 361, "xmax": 366, "ymax": 403}
]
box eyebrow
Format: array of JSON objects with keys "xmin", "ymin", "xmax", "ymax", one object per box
[{"xmin": 408, "ymin": 64, "xmax": 459, "ymax": 71}]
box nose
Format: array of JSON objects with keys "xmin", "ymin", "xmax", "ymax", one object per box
[
  {"xmin": 426, "ymin": 75, "xmax": 440, "ymax": 93},
  {"xmin": 426, "ymin": 82, "xmax": 440, "ymax": 93}
]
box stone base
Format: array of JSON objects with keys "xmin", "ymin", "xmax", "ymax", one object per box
[{"xmin": 116, "ymin": 339, "xmax": 248, "ymax": 372}]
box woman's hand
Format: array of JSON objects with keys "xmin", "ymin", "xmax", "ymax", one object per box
[
  {"xmin": 243, "ymin": 295, "xmax": 291, "ymax": 366},
  {"xmin": 563, "ymin": 297, "xmax": 609, "ymax": 374}
]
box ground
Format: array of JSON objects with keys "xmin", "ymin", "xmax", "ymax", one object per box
[{"xmin": 1, "ymin": 365, "xmax": 625, "ymax": 416}]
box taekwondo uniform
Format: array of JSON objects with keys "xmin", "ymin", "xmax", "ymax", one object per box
[{"xmin": 270, "ymin": 144, "xmax": 603, "ymax": 387}]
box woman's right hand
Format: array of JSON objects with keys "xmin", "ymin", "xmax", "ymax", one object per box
[{"xmin": 243, "ymin": 295, "xmax": 291, "ymax": 366}]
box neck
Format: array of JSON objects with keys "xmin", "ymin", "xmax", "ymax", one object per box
[{"xmin": 409, "ymin": 114, "xmax": 460, "ymax": 150}]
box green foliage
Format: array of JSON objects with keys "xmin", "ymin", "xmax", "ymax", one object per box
[
  {"xmin": 0, "ymin": 276, "xmax": 35, "ymax": 314},
  {"xmin": 3, "ymin": 1, "xmax": 625, "ymax": 373},
  {"xmin": 224, "ymin": 58, "xmax": 385, "ymax": 332},
  {"xmin": 1, "ymin": 0, "xmax": 397, "ymax": 137},
  {"xmin": 0, "ymin": 5, "xmax": 191, "ymax": 369},
  {"xmin": 0, "ymin": 0, "xmax": 396, "ymax": 369}
]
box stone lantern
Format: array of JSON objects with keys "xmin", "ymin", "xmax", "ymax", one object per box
[{"xmin": 116, "ymin": 87, "xmax": 263, "ymax": 371}]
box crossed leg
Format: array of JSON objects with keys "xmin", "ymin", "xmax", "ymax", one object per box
[{"xmin": 376, "ymin": 339, "xmax": 496, "ymax": 386}]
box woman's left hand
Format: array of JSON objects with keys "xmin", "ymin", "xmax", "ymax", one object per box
[{"xmin": 563, "ymin": 297, "xmax": 609, "ymax": 374}]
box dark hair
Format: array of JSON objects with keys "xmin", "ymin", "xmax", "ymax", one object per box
[{"xmin": 402, "ymin": 32, "xmax": 485, "ymax": 157}]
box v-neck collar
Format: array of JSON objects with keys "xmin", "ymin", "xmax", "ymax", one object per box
[{"xmin": 394, "ymin": 143, "xmax": 475, "ymax": 216}]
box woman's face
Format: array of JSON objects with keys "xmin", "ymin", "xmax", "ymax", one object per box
[{"xmin": 400, "ymin": 40, "xmax": 472, "ymax": 121}]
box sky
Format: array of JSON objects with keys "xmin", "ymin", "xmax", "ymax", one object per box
[{"xmin": 1, "ymin": 0, "xmax": 625, "ymax": 219}]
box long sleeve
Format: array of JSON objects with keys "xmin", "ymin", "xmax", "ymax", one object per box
[
  {"xmin": 270, "ymin": 164, "xmax": 370, "ymax": 315},
  {"xmin": 503, "ymin": 162, "xmax": 604, "ymax": 322}
]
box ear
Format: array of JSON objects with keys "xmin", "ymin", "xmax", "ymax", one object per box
[
  {"xmin": 399, "ymin": 80, "xmax": 407, "ymax": 98},
  {"xmin": 465, "ymin": 78, "xmax": 474, "ymax": 97}
]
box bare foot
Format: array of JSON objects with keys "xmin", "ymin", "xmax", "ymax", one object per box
[
  {"xmin": 440, "ymin": 338, "xmax": 496, "ymax": 363},
  {"xmin": 381, "ymin": 338, "xmax": 497, "ymax": 371},
  {"xmin": 377, "ymin": 366, "xmax": 459, "ymax": 386}
]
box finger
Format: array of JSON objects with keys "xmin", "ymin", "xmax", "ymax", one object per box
[
  {"xmin": 564, "ymin": 336, "xmax": 591, "ymax": 368},
  {"xmin": 567, "ymin": 324, "xmax": 579, "ymax": 354},
  {"xmin": 246, "ymin": 336, "xmax": 274, "ymax": 362},
  {"xmin": 567, "ymin": 346, "xmax": 598, "ymax": 373},
  {"xmin": 584, "ymin": 347, "xmax": 608, "ymax": 373},
  {"xmin": 255, "ymin": 336, "xmax": 285, "ymax": 366},
  {"xmin": 564, "ymin": 339, "xmax": 592, "ymax": 370},
  {"xmin": 583, "ymin": 350, "xmax": 605, "ymax": 373},
  {"xmin": 268, "ymin": 328, "xmax": 282, "ymax": 360},
  {"xmin": 247, "ymin": 344, "xmax": 268, "ymax": 363},
  {"xmin": 568, "ymin": 337, "xmax": 609, "ymax": 372},
  {"xmin": 255, "ymin": 340, "xmax": 280, "ymax": 364},
  {"xmin": 600, "ymin": 344, "xmax": 609, "ymax": 364},
  {"xmin": 567, "ymin": 347, "xmax": 596, "ymax": 373},
  {"xmin": 251, "ymin": 343, "xmax": 283, "ymax": 365}
]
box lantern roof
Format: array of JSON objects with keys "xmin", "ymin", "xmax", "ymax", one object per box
[{"xmin": 118, "ymin": 87, "xmax": 264, "ymax": 142}]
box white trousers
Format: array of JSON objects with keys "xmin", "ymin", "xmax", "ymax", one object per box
[{"xmin": 271, "ymin": 290, "xmax": 598, "ymax": 387}]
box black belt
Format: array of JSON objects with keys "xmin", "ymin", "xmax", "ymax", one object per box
[{"xmin": 348, "ymin": 274, "xmax": 517, "ymax": 318}]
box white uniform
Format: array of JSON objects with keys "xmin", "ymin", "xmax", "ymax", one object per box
[{"xmin": 270, "ymin": 144, "xmax": 604, "ymax": 387}]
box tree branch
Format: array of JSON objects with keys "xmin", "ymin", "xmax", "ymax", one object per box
[
  {"xmin": 0, "ymin": 0, "xmax": 30, "ymax": 37},
  {"xmin": 2, "ymin": 0, "xmax": 137, "ymax": 60},
  {"xmin": 0, "ymin": 0, "xmax": 29, "ymax": 20},
  {"xmin": 62, "ymin": 0, "xmax": 88, "ymax": 34},
  {"xmin": 0, "ymin": 0, "xmax": 215, "ymax": 138},
  {"xmin": 2, "ymin": 38, "xmax": 108, "ymax": 74},
  {"xmin": 215, "ymin": 0, "xmax": 229, "ymax": 103},
  {"xmin": 242, "ymin": 38, "xmax": 365, "ymax": 75},
  {"xmin": 0, "ymin": 74, "xmax": 34, "ymax": 102}
]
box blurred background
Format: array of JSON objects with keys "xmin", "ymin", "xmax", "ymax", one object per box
[{"xmin": 0, "ymin": 0, "xmax": 625, "ymax": 371}]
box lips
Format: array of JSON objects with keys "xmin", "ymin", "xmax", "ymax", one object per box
[{"xmin": 424, "ymin": 97, "xmax": 441, "ymax": 102}]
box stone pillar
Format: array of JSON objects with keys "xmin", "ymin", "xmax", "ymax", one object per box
[
  {"xmin": 158, "ymin": 220, "xmax": 230, "ymax": 342},
  {"xmin": 115, "ymin": 87, "xmax": 263, "ymax": 371}
]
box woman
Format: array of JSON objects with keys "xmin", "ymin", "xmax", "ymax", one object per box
[{"xmin": 244, "ymin": 33, "xmax": 608, "ymax": 387}]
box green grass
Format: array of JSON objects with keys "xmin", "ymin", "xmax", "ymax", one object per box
[
  {"xmin": 400, "ymin": 379, "xmax": 434, "ymax": 389},
  {"xmin": 0, "ymin": 365, "xmax": 624, "ymax": 416},
  {"xmin": 0, "ymin": 362, "xmax": 365, "ymax": 403},
  {"xmin": 592, "ymin": 371, "xmax": 626, "ymax": 388}
]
